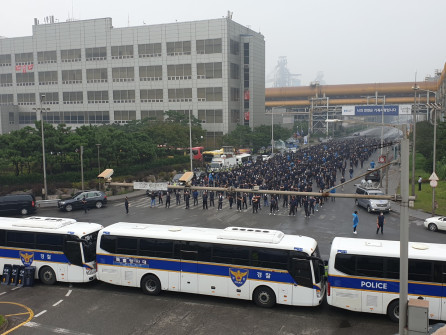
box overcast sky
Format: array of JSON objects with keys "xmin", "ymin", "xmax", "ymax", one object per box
[{"xmin": 1, "ymin": 0, "xmax": 445, "ymax": 86}]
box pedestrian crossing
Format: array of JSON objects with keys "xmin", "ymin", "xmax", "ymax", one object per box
[{"xmin": 112, "ymin": 196, "xmax": 326, "ymax": 217}]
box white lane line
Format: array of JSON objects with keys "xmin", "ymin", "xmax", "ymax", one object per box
[
  {"xmin": 11, "ymin": 286, "xmax": 20, "ymax": 290},
  {"xmin": 24, "ymin": 321, "xmax": 94, "ymax": 334},
  {"xmin": 0, "ymin": 292, "xmax": 6, "ymax": 296},
  {"xmin": 34, "ymin": 310, "xmax": 47, "ymax": 318},
  {"xmin": 66, "ymin": 289, "xmax": 72, "ymax": 297},
  {"xmin": 52, "ymin": 299, "xmax": 63, "ymax": 306}
]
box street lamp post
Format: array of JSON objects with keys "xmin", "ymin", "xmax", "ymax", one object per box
[
  {"xmin": 188, "ymin": 110, "xmax": 193, "ymax": 171},
  {"xmin": 35, "ymin": 95, "xmax": 48, "ymax": 200},
  {"xmin": 96, "ymin": 144, "xmax": 101, "ymax": 190},
  {"xmin": 96, "ymin": 144, "xmax": 101, "ymax": 174}
]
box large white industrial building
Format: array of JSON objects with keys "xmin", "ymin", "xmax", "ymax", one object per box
[{"xmin": 0, "ymin": 16, "xmax": 266, "ymax": 145}]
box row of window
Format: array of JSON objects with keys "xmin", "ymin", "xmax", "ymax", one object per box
[
  {"xmin": 0, "ymin": 229, "xmax": 72, "ymax": 251},
  {"xmin": 0, "ymin": 62, "xmax": 237, "ymax": 86},
  {"xmin": 100, "ymin": 235, "xmax": 293, "ymax": 270},
  {"xmin": 0, "ymin": 38, "xmax": 233, "ymax": 66},
  {"xmin": 335, "ymin": 253, "xmax": 446, "ymax": 283},
  {"xmin": 15, "ymin": 109, "xmax": 226, "ymax": 125},
  {"xmin": 0, "ymin": 87, "xmax": 234, "ymax": 104}
]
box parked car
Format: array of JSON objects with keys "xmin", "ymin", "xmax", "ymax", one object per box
[
  {"xmin": 355, "ymin": 185, "xmax": 391, "ymax": 213},
  {"xmin": 0, "ymin": 194, "xmax": 37, "ymax": 216},
  {"xmin": 424, "ymin": 216, "xmax": 446, "ymax": 232},
  {"xmin": 58, "ymin": 191, "xmax": 107, "ymax": 212}
]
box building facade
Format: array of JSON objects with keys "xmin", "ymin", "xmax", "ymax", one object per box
[{"xmin": 0, "ymin": 17, "xmax": 266, "ymax": 145}]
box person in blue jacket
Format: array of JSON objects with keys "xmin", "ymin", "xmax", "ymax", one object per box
[{"xmin": 352, "ymin": 211, "xmax": 359, "ymax": 234}]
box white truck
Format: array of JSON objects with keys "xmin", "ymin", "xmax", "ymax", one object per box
[{"xmin": 209, "ymin": 155, "xmax": 237, "ymax": 171}]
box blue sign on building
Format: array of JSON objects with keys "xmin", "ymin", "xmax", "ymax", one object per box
[{"xmin": 355, "ymin": 105, "xmax": 399, "ymax": 116}]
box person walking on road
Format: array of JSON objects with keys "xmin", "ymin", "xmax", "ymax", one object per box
[
  {"xmin": 202, "ymin": 191, "xmax": 208, "ymax": 210},
  {"xmin": 376, "ymin": 212, "xmax": 385, "ymax": 234},
  {"xmin": 124, "ymin": 196, "xmax": 129, "ymax": 214},
  {"xmin": 352, "ymin": 211, "xmax": 359, "ymax": 234},
  {"xmin": 185, "ymin": 191, "xmax": 190, "ymax": 209},
  {"xmin": 217, "ymin": 193, "xmax": 223, "ymax": 210},
  {"xmin": 150, "ymin": 191, "xmax": 156, "ymax": 208},
  {"xmin": 165, "ymin": 192, "xmax": 171, "ymax": 208},
  {"xmin": 82, "ymin": 196, "xmax": 88, "ymax": 213}
]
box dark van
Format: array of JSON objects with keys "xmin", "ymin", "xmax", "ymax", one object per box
[{"xmin": 0, "ymin": 194, "xmax": 37, "ymax": 216}]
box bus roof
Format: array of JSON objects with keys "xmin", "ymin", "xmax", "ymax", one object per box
[
  {"xmin": 101, "ymin": 223, "xmax": 317, "ymax": 254},
  {"xmin": 331, "ymin": 237, "xmax": 446, "ymax": 261},
  {"xmin": 0, "ymin": 216, "xmax": 103, "ymax": 238}
]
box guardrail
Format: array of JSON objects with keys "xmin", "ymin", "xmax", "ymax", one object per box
[{"xmin": 36, "ymin": 199, "xmax": 60, "ymax": 208}]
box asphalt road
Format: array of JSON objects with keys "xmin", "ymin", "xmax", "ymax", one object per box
[{"xmin": 1, "ymin": 143, "xmax": 444, "ymax": 334}]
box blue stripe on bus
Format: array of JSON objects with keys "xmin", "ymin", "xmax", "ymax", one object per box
[
  {"xmin": 97, "ymin": 254, "xmax": 299, "ymax": 285},
  {"xmin": 329, "ymin": 275, "xmax": 445, "ymax": 297},
  {"xmin": 0, "ymin": 247, "xmax": 68, "ymax": 266}
]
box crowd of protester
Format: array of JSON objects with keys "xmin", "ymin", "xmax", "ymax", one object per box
[{"xmin": 158, "ymin": 137, "xmax": 382, "ymax": 216}]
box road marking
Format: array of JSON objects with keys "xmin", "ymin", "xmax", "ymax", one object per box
[
  {"xmin": 0, "ymin": 301, "xmax": 34, "ymax": 334},
  {"xmin": 24, "ymin": 321, "xmax": 94, "ymax": 334},
  {"xmin": 52, "ymin": 299, "xmax": 63, "ymax": 306},
  {"xmin": 11, "ymin": 286, "xmax": 20, "ymax": 291},
  {"xmin": 34, "ymin": 310, "xmax": 47, "ymax": 318},
  {"xmin": 0, "ymin": 292, "xmax": 6, "ymax": 296},
  {"xmin": 4, "ymin": 312, "xmax": 30, "ymax": 317},
  {"xmin": 66, "ymin": 289, "xmax": 72, "ymax": 297}
]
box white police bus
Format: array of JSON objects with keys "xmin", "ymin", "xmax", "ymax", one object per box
[
  {"xmin": 96, "ymin": 223, "xmax": 325, "ymax": 308},
  {"xmin": 0, "ymin": 216, "xmax": 103, "ymax": 284},
  {"xmin": 327, "ymin": 237, "xmax": 446, "ymax": 322}
]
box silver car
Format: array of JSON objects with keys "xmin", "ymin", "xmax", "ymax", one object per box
[{"xmin": 355, "ymin": 186, "xmax": 391, "ymax": 213}]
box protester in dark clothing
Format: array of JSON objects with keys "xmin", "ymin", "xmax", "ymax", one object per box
[
  {"xmin": 376, "ymin": 212, "xmax": 385, "ymax": 234},
  {"xmin": 209, "ymin": 191, "xmax": 215, "ymax": 207},
  {"xmin": 217, "ymin": 193, "xmax": 223, "ymax": 210},
  {"xmin": 236, "ymin": 193, "xmax": 242, "ymax": 211},
  {"xmin": 165, "ymin": 192, "xmax": 171, "ymax": 208},
  {"xmin": 82, "ymin": 196, "xmax": 88, "ymax": 213},
  {"xmin": 193, "ymin": 190, "xmax": 199, "ymax": 206},
  {"xmin": 185, "ymin": 191, "xmax": 190, "ymax": 209},
  {"xmin": 202, "ymin": 191, "xmax": 208, "ymax": 209},
  {"xmin": 124, "ymin": 197, "xmax": 129, "ymax": 214},
  {"xmin": 176, "ymin": 191, "xmax": 181, "ymax": 205}
]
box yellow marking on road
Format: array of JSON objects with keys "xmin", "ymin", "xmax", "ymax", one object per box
[{"xmin": 0, "ymin": 302, "xmax": 34, "ymax": 334}]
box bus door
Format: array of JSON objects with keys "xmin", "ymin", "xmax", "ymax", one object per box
[
  {"xmin": 64, "ymin": 241, "xmax": 84, "ymax": 281},
  {"xmin": 442, "ymin": 269, "xmax": 446, "ymax": 320},
  {"xmin": 290, "ymin": 258, "xmax": 315, "ymax": 305},
  {"xmin": 180, "ymin": 250, "xmax": 198, "ymax": 294}
]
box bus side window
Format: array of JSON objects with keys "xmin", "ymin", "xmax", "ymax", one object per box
[
  {"xmin": 0, "ymin": 229, "xmax": 5, "ymax": 246},
  {"xmin": 290, "ymin": 258, "xmax": 313, "ymax": 288},
  {"xmin": 100, "ymin": 235, "xmax": 117, "ymax": 254}
]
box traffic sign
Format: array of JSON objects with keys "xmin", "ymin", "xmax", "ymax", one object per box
[
  {"xmin": 378, "ymin": 155, "xmax": 386, "ymax": 164},
  {"xmin": 429, "ymin": 172, "xmax": 439, "ymax": 181},
  {"xmin": 430, "ymin": 180, "xmax": 438, "ymax": 188}
]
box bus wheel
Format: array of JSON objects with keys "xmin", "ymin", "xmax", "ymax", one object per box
[
  {"xmin": 141, "ymin": 274, "xmax": 161, "ymax": 295},
  {"xmin": 253, "ymin": 286, "xmax": 276, "ymax": 308},
  {"xmin": 387, "ymin": 300, "xmax": 399, "ymax": 322},
  {"xmin": 39, "ymin": 266, "xmax": 56, "ymax": 285}
]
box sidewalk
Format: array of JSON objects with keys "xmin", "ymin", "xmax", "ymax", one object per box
[{"xmin": 386, "ymin": 162, "xmax": 432, "ymax": 222}]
